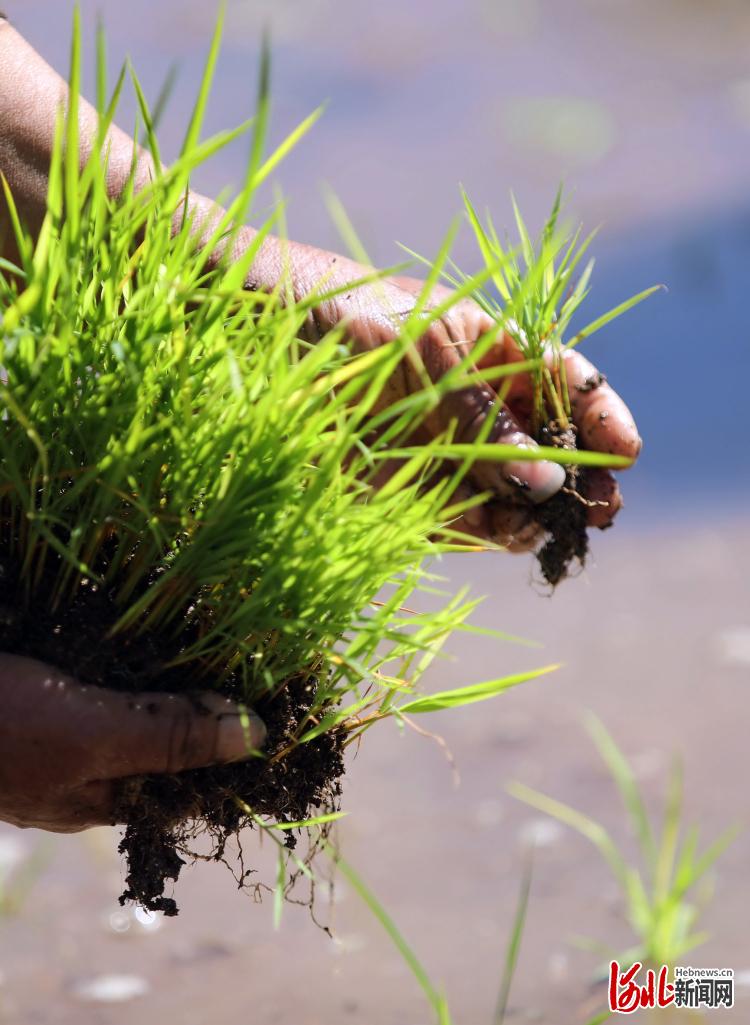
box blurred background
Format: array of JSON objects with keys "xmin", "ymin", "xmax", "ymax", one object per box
[{"xmin": 0, "ymin": 1, "xmax": 748, "ymax": 1022}]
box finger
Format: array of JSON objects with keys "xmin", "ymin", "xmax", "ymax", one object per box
[
  {"xmin": 92, "ymin": 689, "xmax": 267, "ymax": 780},
  {"xmin": 393, "ymin": 286, "xmax": 641, "ymax": 464},
  {"xmin": 384, "ymin": 279, "xmax": 566, "ymax": 502},
  {"xmin": 563, "ymin": 351, "xmax": 641, "ymax": 462},
  {"xmin": 410, "ymin": 323, "xmax": 565, "ymax": 504},
  {"xmin": 584, "ymin": 468, "xmax": 623, "ymax": 529},
  {"xmin": 434, "ymin": 477, "xmax": 493, "ymax": 541},
  {"xmin": 53, "ymin": 779, "xmax": 119, "ymax": 832},
  {"xmin": 3, "ymin": 655, "xmax": 267, "ymax": 780},
  {"xmin": 359, "ymin": 423, "xmax": 433, "ymax": 491},
  {"xmin": 431, "ymin": 474, "xmax": 543, "ymax": 551},
  {"xmin": 389, "ymin": 275, "xmax": 455, "ymax": 306},
  {"xmin": 448, "ymin": 383, "xmax": 566, "ymax": 504},
  {"xmin": 473, "ymin": 338, "xmax": 642, "ymax": 468},
  {"xmin": 489, "ymin": 502, "xmax": 543, "ymax": 552}
]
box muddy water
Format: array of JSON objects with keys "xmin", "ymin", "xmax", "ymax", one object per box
[
  {"xmin": 2, "ymin": 522, "xmax": 749, "ymax": 1023},
  {"xmin": 1, "ymin": 1, "xmax": 749, "ymax": 1022}
]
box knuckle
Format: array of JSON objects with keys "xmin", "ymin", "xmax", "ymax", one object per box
[
  {"xmin": 454, "ymin": 388, "xmax": 498, "ymax": 442},
  {"xmin": 164, "ymin": 706, "xmax": 195, "ymax": 774}
]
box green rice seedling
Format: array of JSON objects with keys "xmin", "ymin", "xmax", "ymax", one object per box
[
  {"xmin": 0, "ymin": 11, "xmax": 631, "ymax": 916},
  {"xmin": 334, "ymin": 844, "xmax": 611, "ymax": 1025},
  {"xmin": 509, "ymin": 715, "xmax": 740, "ymax": 969},
  {"xmin": 406, "ymin": 192, "xmax": 659, "ymax": 584},
  {"xmin": 493, "ymin": 855, "xmax": 533, "ymax": 1024}
]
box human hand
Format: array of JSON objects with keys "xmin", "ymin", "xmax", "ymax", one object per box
[
  {"xmin": 293, "ymin": 257, "xmax": 641, "ymax": 550},
  {"xmin": 0, "ymin": 19, "xmax": 639, "ymax": 555},
  {"xmin": 0, "ymin": 654, "xmax": 266, "ymax": 833}
]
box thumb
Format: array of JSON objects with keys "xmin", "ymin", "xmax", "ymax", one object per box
[
  {"xmin": 0, "ymin": 653, "xmax": 267, "ymax": 781},
  {"xmin": 96, "ymin": 690, "xmax": 267, "ymax": 779}
]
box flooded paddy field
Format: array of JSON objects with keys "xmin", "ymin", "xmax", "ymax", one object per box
[{"xmin": 1, "ymin": 0, "xmax": 749, "ymax": 1020}]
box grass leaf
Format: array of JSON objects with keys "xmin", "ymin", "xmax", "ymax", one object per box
[
  {"xmin": 180, "ymin": 4, "xmax": 224, "ymax": 156},
  {"xmin": 329, "ymin": 848, "xmax": 445, "ymax": 1018},
  {"xmin": 399, "ymin": 665, "xmax": 558, "ymax": 714},
  {"xmin": 567, "ymin": 286, "xmax": 664, "ymax": 349},
  {"xmin": 585, "ymin": 713, "xmax": 657, "ymax": 870},
  {"xmin": 494, "ymin": 856, "xmax": 533, "ymax": 1024}
]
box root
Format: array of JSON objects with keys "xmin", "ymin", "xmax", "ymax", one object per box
[{"xmin": 533, "ymin": 421, "xmax": 590, "ymax": 586}]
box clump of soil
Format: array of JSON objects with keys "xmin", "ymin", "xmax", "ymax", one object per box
[
  {"xmin": 532, "ymin": 421, "xmax": 589, "ymax": 586},
  {"xmin": 0, "ymin": 547, "xmax": 345, "ymax": 916},
  {"xmin": 115, "ymin": 677, "xmax": 344, "ymax": 915}
]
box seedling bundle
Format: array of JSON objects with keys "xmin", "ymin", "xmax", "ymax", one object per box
[
  {"xmin": 449, "ymin": 191, "xmax": 657, "ymax": 583},
  {"xmin": 0, "ymin": 16, "xmax": 648, "ymax": 914}
]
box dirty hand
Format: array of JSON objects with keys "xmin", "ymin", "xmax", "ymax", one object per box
[
  {"xmin": 277, "ymin": 248, "xmax": 641, "ymax": 551},
  {"xmin": 0, "ymin": 654, "xmax": 266, "ymax": 833}
]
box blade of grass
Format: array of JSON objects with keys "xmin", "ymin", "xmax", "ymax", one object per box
[
  {"xmin": 585, "ymin": 713, "xmax": 656, "ymax": 870},
  {"xmin": 328, "ymin": 847, "xmax": 445, "ymax": 1019},
  {"xmin": 508, "ymin": 782, "xmax": 632, "ymax": 892},
  {"xmin": 566, "ymin": 286, "xmax": 664, "ymax": 350},
  {"xmin": 64, "ymin": 6, "xmax": 82, "ymax": 242},
  {"xmin": 494, "ymin": 855, "xmax": 533, "ymax": 1025},
  {"xmin": 398, "ymin": 665, "xmax": 558, "ymax": 714},
  {"xmin": 180, "ymin": 4, "xmax": 224, "ymax": 156}
]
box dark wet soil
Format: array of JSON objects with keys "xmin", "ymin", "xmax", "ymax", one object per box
[
  {"xmin": 0, "ymin": 548, "xmax": 344, "ymax": 916},
  {"xmin": 533, "ymin": 422, "xmax": 590, "ymax": 586}
]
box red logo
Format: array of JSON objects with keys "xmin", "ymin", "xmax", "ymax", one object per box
[{"xmin": 608, "ymin": 961, "xmax": 675, "ymax": 1013}]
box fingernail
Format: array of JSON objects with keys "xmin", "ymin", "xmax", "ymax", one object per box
[
  {"xmin": 503, "ymin": 459, "xmax": 566, "ymax": 504},
  {"xmin": 218, "ymin": 706, "xmax": 267, "ymax": 761},
  {"xmin": 203, "ymin": 695, "xmax": 267, "ymax": 762}
]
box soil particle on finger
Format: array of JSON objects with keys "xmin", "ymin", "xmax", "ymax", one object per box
[{"xmin": 575, "ymin": 372, "xmax": 606, "ymax": 394}]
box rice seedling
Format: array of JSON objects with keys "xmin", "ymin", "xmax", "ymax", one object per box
[
  {"xmin": 409, "ymin": 193, "xmax": 660, "ymax": 584},
  {"xmin": 508, "ymin": 715, "xmax": 740, "ymax": 969},
  {"xmin": 335, "ymin": 844, "xmax": 611, "ymax": 1025},
  {"xmin": 0, "ymin": 10, "xmax": 633, "ymax": 916}
]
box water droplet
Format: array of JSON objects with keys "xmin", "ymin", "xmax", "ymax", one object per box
[
  {"xmin": 72, "ymin": 974, "xmax": 150, "ymax": 1003},
  {"xmin": 331, "ymin": 932, "xmax": 367, "ymax": 955},
  {"xmin": 107, "ymin": 910, "xmax": 130, "ymax": 935},
  {"xmin": 519, "ymin": 818, "xmax": 563, "ymax": 849},
  {"xmin": 134, "ymin": 906, "xmax": 161, "ymax": 932}
]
